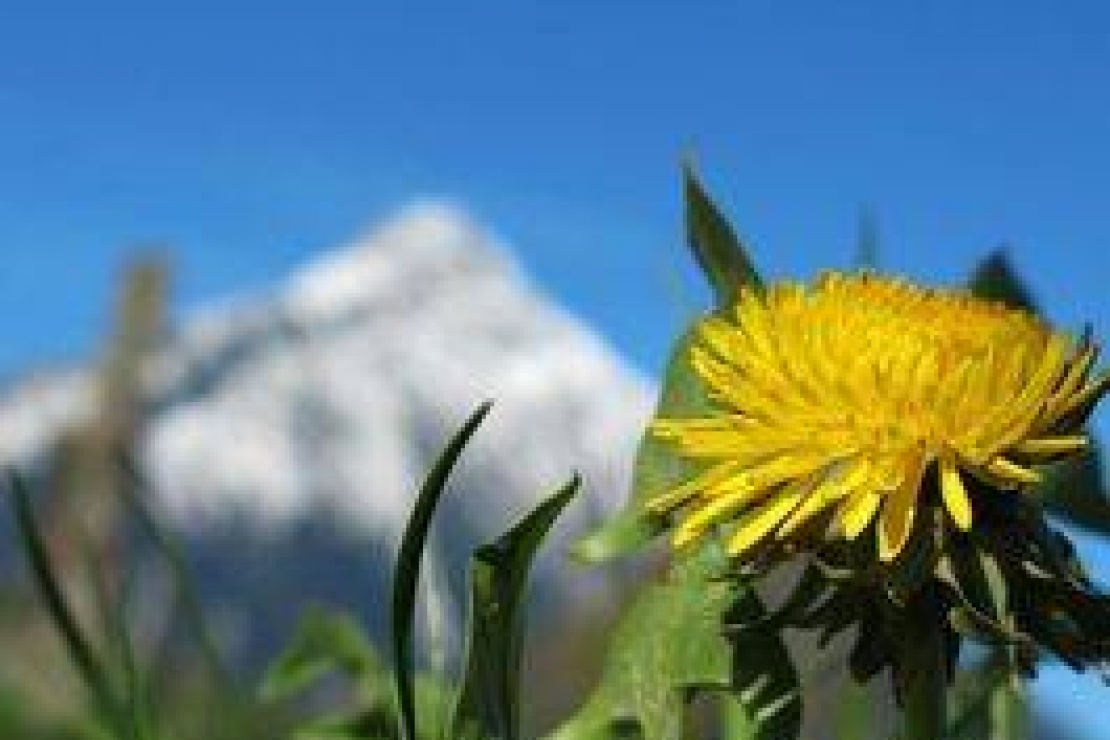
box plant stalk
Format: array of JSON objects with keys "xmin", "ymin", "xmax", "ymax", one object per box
[{"xmin": 902, "ymin": 602, "xmax": 947, "ymax": 740}]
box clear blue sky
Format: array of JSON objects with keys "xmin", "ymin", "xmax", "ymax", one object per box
[{"xmin": 2, "ymin": 1, "xmax": 1110, "ymax": 733}]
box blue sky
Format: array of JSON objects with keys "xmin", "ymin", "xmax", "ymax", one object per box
[{"xmin": 2, "ymin": 1, "xmax": 1110, "ymax": 733}]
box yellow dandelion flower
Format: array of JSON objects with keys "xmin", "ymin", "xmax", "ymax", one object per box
[{"xmin": 649, "ymin": 272, "xmax": 1107, "ymax": 562}]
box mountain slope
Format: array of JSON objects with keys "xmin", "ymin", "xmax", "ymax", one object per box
[{"xmin": 0, "ymin": 201, "xmax": 656, "ymax": 663}]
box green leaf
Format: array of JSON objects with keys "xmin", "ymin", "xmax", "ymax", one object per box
[
  {"xmin": 946, "ymin": 660, "xmax": 1029, "ymax": 740},
  {"xmin": 450, "ymin": 476, "xmax": 580, "ymax": 740},
  {"xmin": 547, "ymin": 546, "xmax": 800, "ymax": 740},
  {"xmin": 967, "ymin": 249, "xmax": 1038, "ymax": 312},
  {"xmin": 290, "ymin": 707, "xmax": 397, "ymax": 740},
  {"xmin": 683, "ymin": 161, "xmax": 764, "ymax": 308},
  {"xmin": 576, "ymin": 164, "xmax": 764, "ymax": 563},
  {"xmin": 967, "ymin": 251, "xmax": 1110, "ymax": 535},
  {"xmin": 573, "ymin": 327, "xmax": 715, "ymax": 563},
  {"xmin": 117, "ymin": 452, "xmax": 231, "ymax": 689},
  {"xmin": 1040, "ymin": 442, "xmax": 1110, "ymax": 533},
  {"xmin": 392, "ymin": 402, "xmax": 493, "ymax": 740},
  {"xmin": 261, "ymin": 607, "xmax": 382, "ymax": 701}
]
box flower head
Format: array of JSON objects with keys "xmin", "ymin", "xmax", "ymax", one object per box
[{"xmin": 650, "ymin": 272, "xmax": 1107, "ymax": 562}]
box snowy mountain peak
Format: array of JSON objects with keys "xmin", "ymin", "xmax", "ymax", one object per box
[
  {"xmin": 285, "ymin": 201, "xmax": 511, "ymax": 324},
  {"xmin": 1, "ymin": 202, "xmax": 655, "ymax": 546}
]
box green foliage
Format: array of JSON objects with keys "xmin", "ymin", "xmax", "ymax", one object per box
[
  {"xmin": 451, "ymin": 478, "xmax": 579, "ymax": 740},
  {"xmin": 571, "ymin": 327, "xmax": 706, "ymax": 563},
  {"xmin": 261, "ymin": 608, "xmax": 452, "ymax": 740},
  {"xmin": 391, "ymin": 402, "xmax": 493, "ymax": 740},
  {"xmin": 569, "ymin": 168, "xmax": 800, "ymax": 740},
  {"xmin": 262, "ymin": 609, "xmax": 383, "ymax": 702},
  {"xmin": 549, "ymin": 545, "xmax": 797, "ymax": 740},
  {"xmin": 575, "ymin": 164, "xmax": 766, "ymax": 565},
  {"xmin": 682, "ymin": 162, "xmax": 764, "ymax": 307},
  {"xmin": 967, "ymin": 249, "xmax": 1110, "ymax": 535}
]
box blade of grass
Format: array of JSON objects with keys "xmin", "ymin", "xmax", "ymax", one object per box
[
  {"xmin": 6, "ymin": 469, "xmax": 126, "ymax": 733},
  {"xmin": 392, "ymin": 401, "xmax": 493, "ymax": 740},
  {"xmin": 80, "ymin": 538, "xmax": 154, "ymax": 740},
  {"xmin": 116, "ymin": 451, "xmax": 231, "ymax": 686}
]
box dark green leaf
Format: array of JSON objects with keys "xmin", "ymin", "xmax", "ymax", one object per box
[
  {"xmin": 291, "ymin": 707, "xmax": 395, "ymax": 740},
  {"xmin": 450, "ymin": 476, "xmax": 579, "ymax": 740},
  {"xmin": 683, "ymin": 161, "xmax": 764, "ymax": 308},
  {"xmin": 1040, "ymin": 441, "xmax": 1110, "ymax": 534},
  {"xmin": 392, "ymin": 402, "xmax": 493, "ymax": 740},
  {"xmin": 967, "ymin": 249, "xmax": 1038, "ymax": 312},
  {"xmin": 967, "ymin": 251, "xmax": 1110, "ymax": 536}
]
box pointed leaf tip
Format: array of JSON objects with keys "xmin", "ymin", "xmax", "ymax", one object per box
[
  {"xmin": 967, "ymin": 249, "xmax": 1038, "ymax": 313},
  {"xmin": 682, "ymin": 163, "xmax": 764, "ymax": 308},
  {"xmin": 391, "ymin": 402, "xmax": 492, "ymax": 740}
]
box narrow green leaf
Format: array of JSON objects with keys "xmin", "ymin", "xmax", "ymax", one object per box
[
  {"xmin": 683, "ymin": 161, "xmax": 764, "ymax": 308},
  {"xmin": 450, "ymin": 476, "xmax": 580, "ymax": 740},
  {"xmin": 117, "ymin": 452, "xmax": 231, "ymax": 688},
  {"xmin": 392, "ymin": 402, "xmax": 493, "ymax": 740},
  {"xmin": 5, "ymin": 469, "xmax": 125, "ymax": 733},
  {"xmin": 852, "ymin": 206, "xmax": 880, "ymax": 270}
]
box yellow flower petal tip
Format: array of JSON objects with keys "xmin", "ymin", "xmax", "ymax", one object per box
[{"xmin": 648, "ymin": 272, "xmax": 1103, "ymax": 563}]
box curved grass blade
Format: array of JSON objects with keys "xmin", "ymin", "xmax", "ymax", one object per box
[
  {"xmin": 683, "ymin": 160, "xmax": 764, "ymax": 307},
  {"xmin": 117, "ymin": 452, "xmax": 230, "ymax": 687},
  {"xmin": 450, "ymin": 475, "xmax": 579, "ymax": 740},
  {"xmin": 392, "ymin": 401, "xmax": 493, "ymax": 740},
  {"xmin": 5, "ymin": 469, "xmax": 125, "ymax": 733}
]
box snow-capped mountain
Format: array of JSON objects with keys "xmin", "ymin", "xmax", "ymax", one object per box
[{"xmin": 0, "ymin": 202, "xmax": 656, "ymax": 662}]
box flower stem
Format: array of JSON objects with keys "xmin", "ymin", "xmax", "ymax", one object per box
[{"xmin": 901, "ymin": 599, "xmax": 947, "ymax": 740}]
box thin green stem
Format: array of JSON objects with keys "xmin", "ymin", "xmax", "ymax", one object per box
[{"xmin": 901, "ymin": 602, "xmax": 947, "ymax": 740}]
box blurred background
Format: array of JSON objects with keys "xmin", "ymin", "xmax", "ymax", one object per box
[{"xmin": 1, "ymin": 3, "xmax": 1109, "ymax": 738}]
